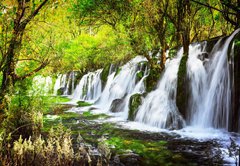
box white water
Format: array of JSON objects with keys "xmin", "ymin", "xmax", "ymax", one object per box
[
  {"xmin": 188, "ymin": 29, "xmax": 240, "ymax": 129},
  {"xmin": 94, "ymin": 56, "xmax": 147, "ymax": 113},
  {"xmin": 54, "ymin": 74, "xmax": 62, "ymax": 95},
  {"xmin": 63, "ymin": 71, "xmax": 76, "ymax": 95},
  {"xmin": 71, "ymin": 69, "xmax": 102, "ymax": 102},
  {"xmin": 135, "ymin": 49, "xmax": 185, "ymax": 129},
  {"xmin": 32, "ymin": 75, "xmax": 53, "ymax": 95}
]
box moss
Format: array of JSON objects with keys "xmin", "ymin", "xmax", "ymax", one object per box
[
  {"xmin": 77, "ymin": 101, "xmax": 92, "ymax": 107},
  {"xmin": 57, "ymin": 88, "xmax": 64, "ymax": 95},
  {"xmin": 82, "ymin": 111, "xmax": 109, "ymax": 120},
  {"xmin": 128, "ymin": 94, "xmax": 143, "ymax": 121},
  {"xmin": 114, "ymin": 67, "xmax": 121, "ymax": 77},
  {"xmin": 74, "ymin": 71, "xmax": 83, "ymax": 88},
  {"xmin": 104, "ymin": 136, "xmax": 179, "ymax": 166},
  {"xmin": 41, "ymin": 96, "xmax": 71, "ymax": 114},
  {"xmin": 176, "ymin": 55, "xmax": 188, "ymax": 119},
  {"xmin": 145, "ymin": 65, "xmax": 160, "ymax": 92},
  {"xmin": 136, "ymin": 71, "xmax": 144, "ymax": 80},
  {"xmin": 229, "ymin": 31, "xmax": 240, "ymax": 131},
  {"xmin": 101, "ymin": 64, "xmax": 111, "ymax": 87}
]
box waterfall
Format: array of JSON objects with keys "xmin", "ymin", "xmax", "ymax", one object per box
[
  {"xmin": 95, "ymin": 56, "xmax": 147, "ymax": 113},
  {"xmin": 54, "ymin": 74, "xmax": 62, "ymax": 95},
  {"xmin": 135, "ymin": 49, "xmax": 185, "ymax": 129},
  {"xmin": 71, "ymin": 69, "xmax": 102, "ymax": 102},
  {"xmin": 188, "ymin": 29, "xmax": 240, "ymax": 129},
  {"xmin": 63, "ymin": 72, "xmax": 76, "ymax": 95},
  {"xmin": 32, "ymin": 76, "xmax": 53, "ymax": 95}
]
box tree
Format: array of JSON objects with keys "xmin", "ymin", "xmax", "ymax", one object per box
[
  {"xmin": 0, "ymin": 0, "xmax": 51, "ymax": 108},
  {"xmin": 190, "ymin": 0, "xmax": 240, "ymax": 29}
]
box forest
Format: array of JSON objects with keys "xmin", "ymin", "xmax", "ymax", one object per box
[{"xmin": 0, "ymin": 0, "xmax": 240, "ymax": 165}]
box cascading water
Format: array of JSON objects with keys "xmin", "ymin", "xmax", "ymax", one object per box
[
  {"xmin": 135, "ymin": 49, "xmax": 185, "ymax": 129},
  {"xmin": 188, "ymin": 29, "xmax": 240, "ymax": 129},
  {"xmin": 63, "ymin": 72, "xmax": 76, "ymax": 95},
  {"xmin": 32, "ymin": 76, "xmax": 53, "ymax": 95},
  {"xmin": 94, "ymin": 56, "xmax": 147, "ymax": 113},
  {"xmin": 71, "ymin": 69, "xmax": 102, "ymax": 102},
  {"xmin": 54, "ymin": 74, "xmax": 62, "ymax": 95}
]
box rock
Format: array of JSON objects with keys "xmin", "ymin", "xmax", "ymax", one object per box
[
  {"xmin": 118, "ymin": 152, "xmax": 141, "ymax": 166},
  {"xmin": 57, "ymin": 87, "xmax": 64, "ymax": 95},
  {"xmin": 229, "ymin": 31, "xmax": 240, "ymax": 132},
  {"xmin": 128, "ymin": 94, "xmax": 143, "ymax": 121},
  {"xmin": 197, "ymin": 52, "xmax": 209, "ymax": 61},
  {"xmin": 110, "ymin": 98, "xmax": 125, "ymax": 113},
  {"xmin": 101, "ymin": 64, "xmax": 111, "ymax": 88},
  {"xmin": 114, "ymin": 67, "xmax": 121, "ymax": 77},
  {"xmin": 176, "ymin": 55, "xmax": 189, "ymax": 119},
  {"xmin": 144, "ymin": 65, "xmax": 160, "ymax": 92}
]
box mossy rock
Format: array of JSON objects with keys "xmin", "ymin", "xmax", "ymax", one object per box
[
  {"xmin": 136, "ymin": 61, "xmax": 148, "ymax": 82},
  {"xmin": 144, "ymin": 65, "xmax": 160, "ymax": 92},
  {"xmin": 136, "ymin": 71, "xmax": 144, "ymax": 80},
  {"xmin": 176, "ymin": 55, "xmax": 188, "ymax": 119},
  {"xmin": 228, "ymin": 31, "xmax": 240, "ymax": 132},
  {"xmin": 101, "ymin": 64, "xmax": 111, "ymax": 88},
  {"xmin": 77, "ymin": 101, "xmax": 92, "ymax": 107},
  {"xmin": 128, "ymin": 93, "xmax": 143, "ymax": 121},
  {"xmin": 73, "ymin": 71, "xmax": 83, "ymax": 89},
  {"xmin": 114, "ymin": 67, "xmax": 122, "ymax": 77},
  {"xmin": 57, "ymin": 87, "xmax": 64, "ymax": 95}
]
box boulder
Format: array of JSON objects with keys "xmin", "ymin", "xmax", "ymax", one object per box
[
  {"xmin": 128, "ymin": 94, "xmax": 143, "ymax": 121},
  {"xmin": 110, "ymin": 98, "xmax": 125, "ymax": 113},
  {"xmin": 229, "ymin": 31, "xmax": 240, "ymax": 132},
  {"xmin": 176, "ymin": 55, "xmax": 189, "ymax": 119}
]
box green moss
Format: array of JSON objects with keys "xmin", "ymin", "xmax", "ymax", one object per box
[
  {"xmin": 77, "ymin": 101, "xmax": 92, "ymax": 107},
  {"xmin": 43, "ymin": 96, "xmax": 71, "ymax": 103},
  {"xmin": 176, "ymin": 55, "xmax": 188, "ymax": 118},
  {"xmin": 83, "ymin": 111, "xmax": 109, "ymax": 120},
  {"xmin": 40, "ymin": 96, "xmax": 71, "ymax": 114},
  {"xmin": 136, "ymin": 71, "xmax": 144, "ymax": 80},
  {"xmin": 104, "ymin": 136, "xmax": 177, "ymax": 166},
  {"xmin": 114, "ymin": 67, "xmax": 121, "ymax": 77},
  {"xmin": 128, "ymin": 94, "xmax": 143, "ymax": 121},
  {"xmin": 101, "ymin": 64, "xmax": 111, "ymax": 85},
  {"xmin": 145, "ymin": 65, "xmax": 160, "ymax": 92},
  {"xmin": 43, "ymin": 111, "xmax": 80, "ymax": 132}
]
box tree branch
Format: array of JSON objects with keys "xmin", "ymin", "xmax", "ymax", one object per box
[
  {"xmin": 16, "ymin": 61, "xmax": 49, "ymax": 81},
  {"xmin": 190, "ymin": 0, "xmax": 236, "ymax": 15},
  {"xmin": 17, "ymin": 58, "xmax": 42, "ymax": 63},
  {"xmin": 20, "ymin": 0, "xmax": 49, "ymax": 29}
]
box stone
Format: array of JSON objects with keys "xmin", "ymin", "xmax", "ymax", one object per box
[
  {"xmin": 110, "ymin": 98, "xmax": 125, "ymax": 113},
  {"xmin": 128, "ymin": 94, "xmax": 143, "ymax": 121}
]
